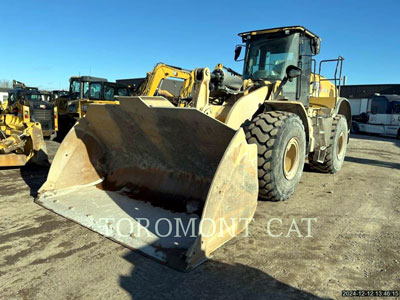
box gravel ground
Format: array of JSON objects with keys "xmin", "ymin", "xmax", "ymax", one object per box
[{"xmin": 0, "ymin": 134, "xmax": 399, "ymax": 300}]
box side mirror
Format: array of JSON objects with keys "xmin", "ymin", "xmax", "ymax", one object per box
[
  {"xmin": 311, "ymin": 37, "xmax": 321, "ymax": 55},
  {"xmin": 234, "ymin": 45, "xmax": 243, "ymax": 61},
  {"xmin": 286, "ymin": 65, "xmax": 302, "ymax": 80}
]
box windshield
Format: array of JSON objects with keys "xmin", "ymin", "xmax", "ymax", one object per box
[
  {"xmin": 243, "ymin": 33, "xmax": 299, "ymax": 81},
  {"xmin": 371, "ymin": 96, "xmax": 391, "ymax": 114},
  {"xmin": 54, "ymin": 91, "xmax": 69, "ymax": 99},
  {"xmin": 25, "ymin": 94, "xmax": 42, "ymax": 101},
  {"xmin": 41, "ymin": 94, "xmax": 51, "ymax": 102}
]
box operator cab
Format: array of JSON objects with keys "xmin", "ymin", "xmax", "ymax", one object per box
[
  {"xmin": 8, "ymin": 86, "xmax": 52, "ymax": 108},
  {"xmin": 69, "ymin": 76, "xmax": 108, "ymax": 100},
  {"xmin": 236, "ymin": 26, "xmax": 321, "ymax": 106},
  {"xmin": 52, "ymin": 90, "xmax": 70, "ymax": 100},
  {"xmin": 103, "ymin": 82, "xmax": 130, "ymax": 100},
  {"xmin": 69, "ymin": 76, "xmax": 130, "ymax": 101}
]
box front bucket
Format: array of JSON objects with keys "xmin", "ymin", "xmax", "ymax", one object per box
[{"xmin": 37, "ymin": 96, "xmax": 258, "ymax": 270}]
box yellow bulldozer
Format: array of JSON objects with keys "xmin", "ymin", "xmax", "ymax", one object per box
[
  {"xmin": 0, "ymin": 93, "xmax": 48, "ymax": 167},
  {"xmin": 7, "ymin": 81, "xmax": 58, "ymax": 140},
  {"xmin": 37, "ymin": 26, "xmax": 351, "ymax": 270}
]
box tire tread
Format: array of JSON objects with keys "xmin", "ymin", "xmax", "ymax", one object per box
[{"xmin": 244, "ymin": 111, "xmax": 303, "ymax": 201}]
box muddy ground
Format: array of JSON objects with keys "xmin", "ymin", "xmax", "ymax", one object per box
[{"xmin": 0, "ymin": 134, "xmax": 399, "ymax": 300}]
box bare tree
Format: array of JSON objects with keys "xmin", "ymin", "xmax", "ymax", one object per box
[{"xmin": 0, "ymin": 79, "xmax": 11, "ymax": 89}]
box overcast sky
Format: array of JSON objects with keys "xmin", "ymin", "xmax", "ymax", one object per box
[{"xmin": 1, "ymin": 0, "xmax": 399, "ymax": 89}]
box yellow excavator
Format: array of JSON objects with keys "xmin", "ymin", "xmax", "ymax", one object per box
[
  {"xmin": 134, "ymin": 63, "xmax": 195, "ymax": 104},
  {"xmin": 0, "ymin": 96, "xmax": 48, "ymax": 167},
  {"xmin": 37, "ymin": 26, "xmax": 351, "ymax": 270}
]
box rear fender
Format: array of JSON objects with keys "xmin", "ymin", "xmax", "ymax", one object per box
[{"xmin": 335, "ymin": 97, "xmax": 352, "ymax": 136}]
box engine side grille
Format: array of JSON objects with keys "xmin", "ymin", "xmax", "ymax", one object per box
[{"xmin": 32, "ymin": 109, "xmax": 54, "ymax": 131}]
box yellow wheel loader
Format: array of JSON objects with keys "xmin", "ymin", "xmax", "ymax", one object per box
[
  {"xmin": 37, "ymin": 26, "xmax": 351, "ymax": 270},
  {"xmin": 0, "ymin": 98, "xmax": 48, "ymax": 167}
]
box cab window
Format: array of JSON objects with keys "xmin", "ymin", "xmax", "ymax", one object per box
[
  {"xmin": 89, "ymin": 83, "xmax": 102, "ymax": 99},
  {"xmin": 70, "ymin": 80, "xmax": 81, "ymax": 100},
  {"xmin": 104, "ymin": 86, "xmax": 115, "ymax": 100},
  {"xmin": 8, "ymin": 93, "xmax": 16, "ymax": 104},
  {"xmin": 25, "ymin": 94, "xmax": 41, "ymax": 101},
  {"xmin": 117, "ymin": 88, "xmax": 129, "ymax": 96},
  {"xmin": 83, "ymin": 82, "xmax": 89, "ymax": 98}
]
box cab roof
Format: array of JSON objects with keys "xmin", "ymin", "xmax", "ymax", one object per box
[
  {"xmin": 9, "ymin": 88, "xmax": 41, "ymax": 95},
  {"xmin": 70, "ymin": 76, "xmax": 108, "ymax": 83},
  {"xmin": 238, "ymin": 26, "xmax": 319, "ymax": 41}
]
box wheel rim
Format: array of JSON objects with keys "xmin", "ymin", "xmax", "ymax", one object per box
[
  {"xmin": 337, "ymin": 131, "xmax": 345, "ymax": 160},
  {"xmin": 283, "ymin": 137, "xmax": 300, "ymax": 180}
]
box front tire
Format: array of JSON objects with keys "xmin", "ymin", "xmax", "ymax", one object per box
[
  {"xmin": 244, "ymin": 111, "xmax": 306, "ymax": 201},
  {"xmin": 308, "ymin": 115, "xmax": 348, "ymax": 173}
]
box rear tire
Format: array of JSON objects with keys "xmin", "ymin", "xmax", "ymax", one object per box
[
  {"xmin": 308, "ymin": 115, "xmax": 348, "ymax": 173},
  {"xmin": 244, "ymin": 111, "xmax": 306, "ymax": 201}
]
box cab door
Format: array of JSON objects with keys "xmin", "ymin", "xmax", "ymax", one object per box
[
  {"xmin": 383, "ymin": 103, "xmax": 400, "ymax": 136},
  {"xmin": 391, "ymin": 103, "xmax": 400, "ymax": 127}
]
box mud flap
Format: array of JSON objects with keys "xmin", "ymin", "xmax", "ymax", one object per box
[{"xmin": 37, "ymin": 97, "xmax": 258, "ymax": 270}]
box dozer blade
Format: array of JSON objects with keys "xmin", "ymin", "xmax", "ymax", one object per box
[
  {"xmin": 0, "ymin": 124, "xmax": 48, "ymax": 167},
  {"xmin": 37, "ymin": 96, "xmax": 258, "ymax": 271},
  {"xmin": 28, "ymin": 122, "xmax": 50, "ymax": 166}
]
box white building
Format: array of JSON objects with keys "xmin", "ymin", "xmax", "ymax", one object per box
[{"xmin": 0, "ymin": 88, "xmax": 8, "ymax": 103}]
